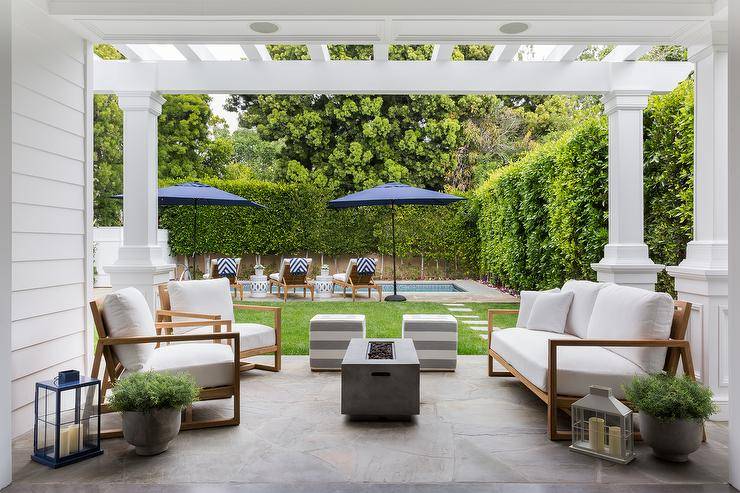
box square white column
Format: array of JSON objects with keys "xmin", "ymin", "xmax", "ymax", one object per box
[
  {"xmin": 592, "ymin": 91, "xmax": 664, "ymax": 290},
  {"xmin": 667, "ymin": 41, "xmax": 728, "ymax": 419},
  {"xmin": 105, "ymin": 92, "xmax": 174, "ymax": 310}
]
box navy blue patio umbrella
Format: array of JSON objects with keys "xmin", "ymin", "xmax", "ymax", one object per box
[
  {"xmin": 329, "ymin": 182, "xmax": 465, "ymax": 302},
  {"xmin": 116, "ymin": 182, "xmax": 264, "ymax": 276}
]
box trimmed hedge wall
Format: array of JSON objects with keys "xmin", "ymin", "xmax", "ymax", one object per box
[
  {"xmin": 159, "ymin": 179, "xmax": 479, "ymax": 276},
  {"xmin": 477, "ymin": 80, "xmax": 693, "ymax": 293}
]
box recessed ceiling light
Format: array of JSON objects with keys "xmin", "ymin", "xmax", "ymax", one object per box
[
  {"xmin": 499, "ymin": 22, "xmax": 529, "ymax": 35},
  {"xmin": 250, "ymin": 22, "xmax": 279, "ymax": 34}
]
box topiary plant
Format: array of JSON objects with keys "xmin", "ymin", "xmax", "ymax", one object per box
[
  {"xmin": 109, "ymin": 372, "xmax": 200, "ymax": 413},
  {"xmin": 623, "ymin": 373, "xmax": 717, "ymax": 423}
]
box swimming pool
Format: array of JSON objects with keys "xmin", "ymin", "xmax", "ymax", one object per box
[{"xmin": 268, "ymin": 282, "xmax": 465, "ymax": 294}]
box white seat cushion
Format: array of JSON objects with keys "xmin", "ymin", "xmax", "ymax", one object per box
[
  {"xmin": 586, "ymin": 284, "xmax": 674, "ymax": 373},
  {"xmin": 490, "ymin": 328, "xmax": 646, "ymax": 399},
  {"xmin": 185, "ymin": 323, "xmax": 276, "ymax": 351},
  {"xmin": 516, "ymin": 288, "xmax": 560, "ymax": 328},
  {"xmin": 333, "ymin": 273, "xmax": 347, "ymax": 282},
  {"xmin": 561, "ymin": 280, "xmax": 608, "ymax": 338},
  {"xmin": 167, "ymin": 278, "xmax": 235, "ymax": 333},
  {"xmin": 526, "ymin": 291, "xmax": 574, "ymax": 333},
  {"xmin": 145, "ymin": 343, "xmax": 234, "ymax": 389},
  {"xmin": 101, "ymin": 287, "xmax": 156, "ymax": 372},
  {"xmin": 269, "ymin": 273, "xmax": 280, "ymax": 281}
]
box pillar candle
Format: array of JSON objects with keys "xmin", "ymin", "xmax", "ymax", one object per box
[
  {"xmin": 68, "ymin": 423, "xmax": 80, "ymax": 455},
  {"xmin": 588, "ymin": 417, "xmax": 605, "ymax": 452},
  {"xmin": 608, "ymin": 426, "xmax": 622, "ymax": 456},
  {"xmin": 59, "ymin": 427, "xmax": 70, "ymax": 457}
]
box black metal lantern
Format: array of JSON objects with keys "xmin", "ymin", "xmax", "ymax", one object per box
[{"xmin": 32, "ymin": 370, "xmax": 103, "ymax": 468}]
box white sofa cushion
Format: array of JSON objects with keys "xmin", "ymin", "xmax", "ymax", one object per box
[
  {"xmin": 516, "ymin": 288, "xmax": 560, "ymax": 328},
  {"xmin": 526, "ymin": 291, "xmax": 574, "ymax": 333},
  {"xmin": 561, "ymin": 280, "xmax": 608, "ymax": 338},
  {"xmin": 586, "ymin": 284, "xmax": 674, "ymax": 373},
  {"xmin": 100, "ymin": 287, "xmax": 156, "ymax": 372},
  {"xmin": 145, "ymin": 343, "xmax": 234, "ymax": 388},
  {"xmin": 490, "ymin": 328, "xmax": 646, "ymax": 399},
  {"xmin": 167, "ymin": 278, "xmax": 235, "ymax": 333},
  {"xmin": 186, "ymin": 322, "xmax": 276, "ymax": 350}
]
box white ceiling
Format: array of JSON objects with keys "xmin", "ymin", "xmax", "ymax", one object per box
[{"xmin": 46, "ymin": 0, "xmax": 726, "ymax": 46}]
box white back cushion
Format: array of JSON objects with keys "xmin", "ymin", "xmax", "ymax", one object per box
[
  {"xmin": 167, "ymin": 278, "xmax": 234, "ymax": 334},
  {"xmin": 526, "ymin": 291, "xmax": 574, "ymax": 334},
  {"xmin": 100, "ymin": 287, "xmax": 156, "ymax": 371},
  {"xmin": 586, "ymin": 285, "xmax": 674, "ymax": 373},
  {"xmin": 561, "ymin": 280, "xmax": 608, "ymax": 338},
  {"xmin": 516, "ymin": 288, "xmax": 560, "ymax": 328}
]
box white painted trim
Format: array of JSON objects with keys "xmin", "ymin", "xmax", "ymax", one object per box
[
  {"xmin": 93, "ymin": 59, "xmax": 694, "ymax": 95},
  {"xmin": 173, "ymin": 44, "xmax": 201, "ymax": 61},
  {"xmin": 373, "ymin": 44, "xmax": 389, "ymax": 62},
  {"xmin": 83, "ymin": 40, "xmax": 94, "ymax": 372},
  {"xmin": 602, "ymin": 44, "xmax": 653, "ymax": 62},
  {"xmin": 545, "ymin": 44, "xmax": 586, "ymax": 62},
  {"xmin": 727, "ymin": 0, "xmax": 740, "ymax": 485},
  {"xmin": 431, "ymin": 44, "xmax": 455, "ymax": 62},
  {"xmin": 307, "ymin": 44, "xmax": 330, "ymax": 61},
  {"xmin": 240, "ymin": 44, "xmax": 271, "ymax": 61},
  {"xmin": 488, "ymin": 44, "xmax": 519, "ymax": 62},
  {"xmin": 0, "ymin": 0, "xmax": 11, "ymax": 486}
]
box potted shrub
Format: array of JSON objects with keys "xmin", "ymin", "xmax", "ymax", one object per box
[
  {"xmin": 109, "ymin": 372, "xmax": 200, "ymax": 456},
  {"xmin": 624, "ymin": 374, "xmax": 716, "ymax": 462},
  {"xmin": 321, "ymin": 264, "xmax": 330, "ymax": 277},
  {"xmin": 254, "ymin": 263, "xmax": 265, "ymax": 277}
]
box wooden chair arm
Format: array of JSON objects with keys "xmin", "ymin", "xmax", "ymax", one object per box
[
  {"xmin": 155, "ymin": 319, "xmax": 231, "ymax": 332},
  {"xmin": 487, "ymin": 308, "xmax": 520, "ymax": 341},
  {"xmin": 156, "ymin": 309, "xmax": 221, "ymax": 320},
  {"xmin": 233, "ymin": 304, "xmax": 282, "ymax": 341},
  {"xmin": 102, "ymin": 330, "xmax": 237, "ymax": 345},
  {"xmin": 549, "ymin": 339, "xmax": 689, "ymax": 349}
]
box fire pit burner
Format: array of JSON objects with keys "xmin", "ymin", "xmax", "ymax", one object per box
[{"xmin": 367, "ymin": 342, "xmax": 394, "ymax": 360}]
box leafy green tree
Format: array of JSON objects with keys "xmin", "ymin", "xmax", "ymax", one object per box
[{"xmin": 230, "ymin": 128, "xmax": 285, "ymax": 180}]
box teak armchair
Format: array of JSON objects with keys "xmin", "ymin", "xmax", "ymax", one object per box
[
  {"xmin": 89, "ymin": 298, "xmax": 241, "ymax": 438},
  {"xmin": 158, "ymin": 282, "xmax": 282, "ymax": 373},
  {"xmin": 332, "ymin": 259, "xmax": 382, "ymax": 302},
  {"xmin": 487, "ymin": 300, "xmax": 694, "ymax": 440},
  {"xmin": 268, "ymin": 258, "xmax": 315, "ymax": 302}
]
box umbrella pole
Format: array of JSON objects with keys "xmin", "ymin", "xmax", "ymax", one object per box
[
  {"xmin": 192, "ymin": 203, "xmax": 197, "ymax": 279},
  {"xmin": 385, "ymin": 202, "xmax": 406, "ymax": 302}
]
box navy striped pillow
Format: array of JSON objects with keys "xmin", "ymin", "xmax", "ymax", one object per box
[
  {"xmin": 289, "ymin": 258, "xmax": 309, "ymax": 275},
  {"xmin": 356, "ymin": 257, "xmax": 376, "ymax": 275},
  {"xmin": 216, "ymin": 258, "xmax": 237, "ymax": 277}
]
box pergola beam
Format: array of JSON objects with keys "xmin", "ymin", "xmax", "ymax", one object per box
[
  {"xmin": 307, "ymin": 44, "xmax": 330, "ymax": 61},
  {"xmin": 113, "ymin": 44, "xmax": 142, "ymax": 61},
  {"xmin": 241, "ymin": 44, "xmax": 272, "ymax": 61},
  {"xmin": 488, "ymin": 45, "xmax": 520, "ymax": 62},
  {"xmin": 93, "ymin": 59, "xmax": 693, "ymax": 95},
  {"xmin": 431, "ymin": 44, "xmax": 455, "ymax": 62},
  {"xmin": 603, "ymin": 45, "xmax": 653, "ymax": 62},
  {"xmin": 546, "ymin": 45, "xmax": 587, "ymax": 62},
  {"xmin": 173, "ymin": 44, "xmax": 201, "ymax": 61},
  {"xmin": 373, "ymin": 44, "xmax": 389, "ymax": 61}
]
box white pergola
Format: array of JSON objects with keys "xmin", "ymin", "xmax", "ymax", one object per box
[{"xmin": 1, "ymin": 0, "xmax": 738, "ymax": 488}]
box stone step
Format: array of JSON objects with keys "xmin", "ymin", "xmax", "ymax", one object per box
[
  {"xmin": 454, "ymin": 315, "xmax": 479, "ymax": 319},
  {"xmin": 467, "ymin": 325, "xmax": 489, "ymax": 332},
  {"xmin": 463, "ymin": 320, "xmax": 488, "ymax": 325},
  {"xmin": 443, "ymin": 303, "xmax": 466, "ymax": 307},
  {"xmin": 447, "ymin": 308, "xmax": 473, "ymax": 312}
]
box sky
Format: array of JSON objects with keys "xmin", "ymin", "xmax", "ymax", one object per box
[{"xmin": 209, "ymin": 45, "xmax": 556, "ymax": 133}]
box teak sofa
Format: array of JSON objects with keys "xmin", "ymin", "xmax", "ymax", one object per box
[
  {"xmin": 487, "ymin": 280, "xmax": 693, "ymax": 440},
  {"xmin": 90, "ymin": 287, "xmax": 241, "ymax": 438}
]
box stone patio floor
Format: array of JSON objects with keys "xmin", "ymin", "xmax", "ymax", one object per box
[{"xmin": 9, "ymin": 356, "xmax": 732, "ymax": 493}]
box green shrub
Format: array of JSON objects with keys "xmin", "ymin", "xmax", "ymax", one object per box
[
  {"xmin": 623, "ymin": 374, "xmax": 716, "ymax": 423},
  {"xmin": 108, "ymin": 372, "xmax": 200, "ymax": 412},
  {"xmin": 476, "ymin": 80, "xmax": 693, "ymax": 293}
]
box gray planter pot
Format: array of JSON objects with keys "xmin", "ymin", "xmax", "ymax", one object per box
[
  {"xmin": 121, "ymin": 408, "xmax": 182, "ymax": 456},
  {"xmin": 639, "ymin": 413, "xmax": 703, "ymax": 462}
]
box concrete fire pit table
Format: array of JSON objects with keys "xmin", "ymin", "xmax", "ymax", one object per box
[{"xmin": 341, "ymin": 338, "xmax": 420, "ymax": 420}]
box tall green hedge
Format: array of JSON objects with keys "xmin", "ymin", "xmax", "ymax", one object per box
[
  {"xmin": 159, "ymin": 179, "xmax": 479, "ymax": 275},
  {"xmin": 477, "ymin": 80, "xmax": 693, "ymax": 293}
]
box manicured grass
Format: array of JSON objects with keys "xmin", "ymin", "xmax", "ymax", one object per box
[{"xmin": 233, "ymin": 300, "xmax": 519, "ymax": 355}]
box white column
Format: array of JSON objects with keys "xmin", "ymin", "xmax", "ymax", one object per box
[
  {"xmin": 0, "ymin": 0, "xmax": 11, "ymax": 487},
  {"xmin": 592, "ymin": 91, "xmax": 664, "ymax": 290},
  {"xmin": 105, "ymin": 92, "xmax": 174, "ymax": 310},
  {"xmin": 667, "ymin": 42, "xmax": 729, "ymax": 419},
  {"xmin": 727, "ymin": 4, "xmax": 740, "ymax": 486}
]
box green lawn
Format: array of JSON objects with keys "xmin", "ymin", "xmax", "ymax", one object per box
[{"xmin": 233, "ymin": 301, "xmax": 519, "ymax": 355}]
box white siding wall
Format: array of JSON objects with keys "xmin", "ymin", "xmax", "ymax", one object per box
[{"xmin": 10, "ymin": 0, "xmax": 91, "ymax": 437}]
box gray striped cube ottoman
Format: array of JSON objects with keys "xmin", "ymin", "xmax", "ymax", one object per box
[
  {"xmin": 401, "ymin": 314, "xmax": 458, "ymax": 371},
  {"xmin": 309, "ymin": 314, "xmax": 366, "ymax": 370}
]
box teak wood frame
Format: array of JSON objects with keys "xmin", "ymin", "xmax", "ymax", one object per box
[
  {"xmin": 89, "ymin": 298, "xmax": 241, "ymax": 439},
  {"xmin": 487, "ymin": 301, "xmax": 694, "ymax": 440},
  {"xmin": 332, "ymin": 262, "xmax": 382, "ymax": 302},
  {"xmin": 157, "ymin": 284, "xmax": 282, "ymax": 373},
  {"xmin": 268, "ymin": 259, "xmax": 315, "ymax": 302}
]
